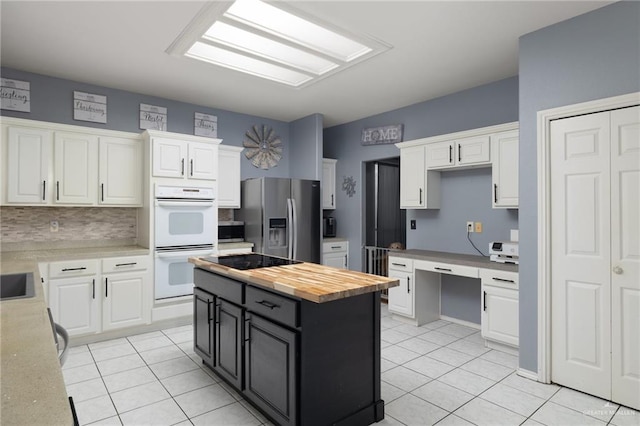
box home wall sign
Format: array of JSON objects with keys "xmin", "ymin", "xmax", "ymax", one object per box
[
  {"xmin": 139, "ymin": 103, "xmax": 167, "ymax": 131},
  {"xmin": 361, "ymin": 124, "xmax": 403, "ymax": 145},
  {"xmin": 73, "ymin": 91, "xmax": 107, "ymax": 123},
  {"xmin": 243, "ymin": 124, "xmax": 282, "ymax": 170},
  {"xmin": 194, "ymin": 112, "xmax": 218, "ymax": 137},
  {"xmin": 1, "ymin": 78, "xmax": 30, "ymax": 112}
]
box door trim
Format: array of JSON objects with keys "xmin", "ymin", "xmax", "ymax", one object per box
[{"xmin": 536, "ymin": 92, "xmax": 640, "ymax": 384}]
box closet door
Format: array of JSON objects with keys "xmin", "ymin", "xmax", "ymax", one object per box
[
  {"xmin": 550, "ymin": 111, "xmax": 612, "ymax": 400},
  {"xmin": 610, "ymin": 106, "xmax": 640, "ymax": 410}
]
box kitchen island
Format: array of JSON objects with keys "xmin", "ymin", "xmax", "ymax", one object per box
[{"xmin": 189, "ymin": 255, "xmax": 398, "ymax": 426}]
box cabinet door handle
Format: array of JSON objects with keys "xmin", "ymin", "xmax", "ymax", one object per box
[
  {"xmin": 92, "ymin": 279, "xmax": 95, "ymax": 299},
  {"xmin": 435, "ymin": 267, "xmax": 452, "ymax": 272},
  {"xmin": 105, "ymin": 278, "xmax": 108, "ymax": 298},
  {"xmin": 62, "ymin": 267, "xmax": 87, "ymax": 272},
  {"xmin": 43, "ymin": 181, "xmax": 46, "ymax": 201},
  {"xmin": 101, "ymin": 183, "xmax": 104, "ymax": 202},
  {"xmin": 244, "ymin": 315, "xmax": 251, "ymax": 343},
  {"xmin": 331, "ymin": 194, "xmax": 334, "ymax": 206},
  {"xmin": 56, "ymin": 181, "xmax": 60, "ymax": 201},
  {"xmin": 181, "ymin": 158, "xmax": 185, "ymax": 176},
  {"xmin": 494, "ymin": 184, "xmax": 498, "ymax": 203},
  {"xmin": 115, "ymin": 262, "xmax": 137, "ymax": 267},
  {"xmin": 344, "ymin": 254, "xmax": 348, "ymax": 267},
  {"xmin": 458, "ymin": 144, "xmax": 462, "ymax": 162},
  {"xmin": 391, "ymin": 263, "xmax": 406, "ymax": 267},
  {"xmin": 215, "ymin": 303, "xmax": 221, "ymax": 325},
  {"xmin": 419, "ymin": 188, "xmax": 423, "ymax": 204},
  {"xmin": 190, "ymin": 159, "xmax": 193, "ymax": 176},
  {"xmin": 207, "ymin": 300, "xmax": 213, "ymax": 323},
  {"xmin": 449, "ymin": 145, "xmax": 453, "ymax": 163},
  {"xmin": 483, "ymin": 291, "xmax": 487, "ymax": 311},
  {"xmin": 407, "ymin": 276, "xmax": 411, "ymax": 293},
  {"xmin": 492, "ymin": 277, "xmax": 515, "ymax": 283},
  {"xmin": 256, "ymin": 300, "xmax": 279, "ymax": 310}
]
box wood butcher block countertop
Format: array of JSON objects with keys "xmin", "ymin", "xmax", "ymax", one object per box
[{"xmin": 190, "ymin": 256, "xmax": 399, "ymax": 303}]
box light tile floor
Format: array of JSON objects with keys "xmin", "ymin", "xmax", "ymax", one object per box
[{"xmin": 65, "ymin": 304, "xmax": 640, "ymax": 425}]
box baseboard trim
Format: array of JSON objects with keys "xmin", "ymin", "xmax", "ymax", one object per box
[
  {"xmin": 517, "ymin": 368, "xmax": 539, "ymax": 382},
  {"xmin": 440, "ymin": 315, "xmax": 481, "ymax": 330}
]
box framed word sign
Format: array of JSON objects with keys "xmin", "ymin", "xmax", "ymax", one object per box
[
  {"xmin": 361, "ymin": 124, "xmax": 403, "ymax": 145},
  {"xmin": 140, "ymin": 103, "xmax": 167, "ymax": 131},
  {"xmin": 74, "ymin": 91, "xmax": 107, "ymax": 123},
  {"xmin": 194, "ymin": 113, "xmax": 218, "ymax": 137},
  {"xmin": 1, "ymin": 78, "xmax": 31, "ymax": 112}
]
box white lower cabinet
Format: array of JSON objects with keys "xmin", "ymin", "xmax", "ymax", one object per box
[
  {"xmin": 388, "ymin": 269, "xmax": 414, "ymax": 317},
  {"xmin": 480, "ymin": 269, "xmax": 518, "ymax": 348},
  {"xmin": 47, "ymin": 255, "xmax": 151, "ymax": 337},
  {"xmin": 322, "ymin": 240, "xmax": 348, "ymax": 269}
]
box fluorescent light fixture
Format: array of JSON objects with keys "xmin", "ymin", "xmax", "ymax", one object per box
[{"xmin": 168, "ymin": 0, "xmax": 391, "ymax": 88}]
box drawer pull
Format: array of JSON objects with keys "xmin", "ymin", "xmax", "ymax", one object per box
[
  {"xmin": 115, "ymin": 262, "xmax": 137, "ymax": 267},
  {"xmin": 256, "ymin": 300, "xmax": 279, "ymax": 310},
  {"xmin": 331, "ymin": 246, "xmax": 342, "ymax": 249},
  {"xmin": 435, "ymin": 267, "xmax": 452, "ymax": 272},
  {"xmin": 391, "ymin": 263, "xmax": 406, "ymax": 267},
  {"xmin": 492, "ymin": 277, "xmax": 515, "ymax": 283},
  {"xmin": 61, "ymin": 267, "xmax": 87, "ymax": 272}
]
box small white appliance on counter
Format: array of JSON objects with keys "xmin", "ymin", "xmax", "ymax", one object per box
[{"xmin": 489, "ymin": 241, "xmax": 519, "ymax": 264}]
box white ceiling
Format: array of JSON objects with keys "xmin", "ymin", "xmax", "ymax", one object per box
[{"xmin": 0, "ymin": 1, "xmax": 611, "ymax": 127}]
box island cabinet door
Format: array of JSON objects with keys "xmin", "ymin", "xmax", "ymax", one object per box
[
  {"xmin": 194, "ymin": 288, "xmax": 215, "ymax": 367},
  {"xmin": 214, "ymin": 299, "xmax": 244, "ymax": 390},
  {"xmin": 244, "ymin": 314, "xmax": 297, "ymax": 426}
]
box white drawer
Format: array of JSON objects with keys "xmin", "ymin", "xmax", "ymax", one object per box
[
  {"xmin": 49, "ymin": 259, "xmax": 99, "ymax": 278},
  {"xmin": 414, "ymin": 260, "xmax": 479, "ymax": 278},
  {"xmin": 102, "ymin": 255, "xmax": 150, "ymax": 274},
  {"xmin": 479, "ymin": 268, "xmax": 519, "ymax": 290},
  {"xmin": 323, "ymin": 241, "xmax": 347, "ymax": 253},
  {"xmin": 388, "ymin": 256, "xmax": 413, "ymax": 272}
]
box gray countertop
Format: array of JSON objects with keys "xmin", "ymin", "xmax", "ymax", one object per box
[{"xmin": 388, "ymin": 249, "xmax": 518, "ymax": 273}]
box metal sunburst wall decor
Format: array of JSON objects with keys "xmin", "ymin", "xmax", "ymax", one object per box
[{"xmin": 243, "ymin": 124, "xmax": 282, "ymax": 169}]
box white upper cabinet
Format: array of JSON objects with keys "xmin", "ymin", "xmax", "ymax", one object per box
[
  {"xmin": 218, "ymin": 146, "xmax": 243, "ymax": 208},
  {"xmin": 6, "ymin": 126, "xmax": 52, "ymax": 204},
  {"xmin": 150, "ymin": 133, "xmax": 220, "ymax": 182},
  {"xmin": 54, "ymin": 132, "xmax": 99, "ymax": 205},
  {"xmin": 399, "ymin": 145, "xmax": 440, "ymax": 209},
  {"xmin": 322, "ymin": 158, "xmax": 337, "ymax": 210},
  {"xmin": 426, "ymin": 135, "xmax": 491, "ymax": 170},
  {"xmin": 152, "ymin": 137, "xmax": 185, "ymax": 179},
  {"xmin": 99, "ymin": 137, "xmax": 142, "ymax": 206},
  {"xmin": 189, "ymin": 141, "xmax": 218, "ymax": 181},
  {"xmin": 491, "ymin": 130, "xmax": 519, "ymax": 208},
  {"xmin": 425, "ymin": 141, "xmax": 454, "ymax": 168}
]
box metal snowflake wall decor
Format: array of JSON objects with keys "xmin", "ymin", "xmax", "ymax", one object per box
[
  {"xmin": 342, "ymin": 176, "xmax": 356, "ymax": 197},
  {"xmin": 243, "ymin": 124, "xmax": 282, "ymax": 169}
]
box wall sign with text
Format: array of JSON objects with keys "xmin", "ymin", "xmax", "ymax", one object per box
[
  {"xmin": 139, "ymin": 103, "xmax": 167, "ymax": 131},
  {"xmin": 74, "ymin": 91, "xmax": 107, "ymax": 123},
  {"xmin": 1, "ymin": 78, "xmax": 31, "ymax": 112},
  {"xmin": 361, "ymin": 124, "xmax": 403, "ymax": 145},
  {"xmin": 194, "ymin": 113, "xmax": 218, "ymax": 137}
]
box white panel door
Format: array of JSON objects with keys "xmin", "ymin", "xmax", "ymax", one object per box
[
  {"xmin": 188, "ymin": 141, "xmax": 217, "ymax": 181},
  {"xmin": 49, "ymin": 276, "xmax": 100, "ymax": 336},
  {"xmin": 102, "ymin": 272, "xmax": 147, "ymax": 331},
  {"xmin": 491, "ymin": 130, "xmax": 519, "ymax": 208},
  {"xmin": 153, "ymin": 138, "xmax": 185, "ymax": 178},
  {"xmin": 54, "ymin": 132, "xmax": 98, "ymax": 204},
  {"xmin": 426, "ymin": 141, "xmax": 454, "ymax": 169},
  {"xmin": 6, "ymin": 127, "xmax": 52, "ymax": 204},
  {"xmin": 610, "ymin": 106, "xmax": 640, "ymax": 410},
  {"xmin": 457, "ymin": 135, "xmax": 491, "ymax": 165},
  {"xmin": 99, "ymin": 137, "xmax": 142, "ymax": 205},
  {"xmin": 388, "ymin": 270, "xmax": 414, "ymax": 317},
  {"xmin": 551, "ymin": 111, "xmax": 612, "ymax": 400}
]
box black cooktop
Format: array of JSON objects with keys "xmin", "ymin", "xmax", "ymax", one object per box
[{"xmin": 201, "ymin": 253, "xmax": 302, "ymax": 270}]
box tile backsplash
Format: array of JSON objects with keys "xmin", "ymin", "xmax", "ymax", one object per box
[{"xmin": 1, "ymin": 207, "xmax": 137, "ymax": 248}]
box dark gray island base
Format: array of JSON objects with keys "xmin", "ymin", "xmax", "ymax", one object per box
[{"xmin": 193, "ymin": 267, "xmax": 386, "ymax": 426}]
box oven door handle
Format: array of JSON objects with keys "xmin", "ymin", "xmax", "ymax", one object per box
[
  {"xmin": 155, "ymin": 200, "xmax": 214, "ymax": 207},
  {"xmin": 156, "ymin": 250, "xmax": 215, "ymax": 259}
]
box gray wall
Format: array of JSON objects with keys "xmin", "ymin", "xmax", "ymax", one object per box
[
  {"xmin": 290, "ymin": 113, "xmax": 324, "ymax": 181},
  {"xmin": 518, "ymin": 1, "xmax": 640, "ymax": 372},
  {"xmin": 324, "ymin": 77, "xmax": 519, "ymax": 325},
  {"xmin": 0, "ymin": 67, "xmax": 294, "ymax": 179}
]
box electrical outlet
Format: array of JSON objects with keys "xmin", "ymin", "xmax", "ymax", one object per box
[
  {"xmin": 475, "ymin": 222, "xmax": 483, "ymax": 233},
  {"xmin": 466, "ymin": 221, "xmax": 474, "ymax": 233},
  {"xmin": 50, "ymin": 220, "xmax": 59, "ymax": 233}
]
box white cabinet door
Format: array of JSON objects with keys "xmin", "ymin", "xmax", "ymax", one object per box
[
  {"xmin": 400, "ymin": 146, "xmax": 425, "ymax": 208},
  {"xmin": 481, "ymin": 286, "xmax": 518, "ymax": 347},
  {"xmin": 425, "ymin": 141, "xmax": 454, "ymax": 169},
  {"xmin": 54, "ymin": 132, "xmax": 98, "ymax": 204},
  {"xmin": 457, "ymin": 135, "xmax": 491, "ymax": 166},
  {"xmin": 102, "ymin": 271, "xmax": 148, "ymax": 331},
  {"xmin": 218, "ymin": 146, "xmax": 242, "ymax": 208},
  {"xmin": 322, "ymin": 159, "xmax": 337, "ymax": 209},
  {"xmin": 153, "ymin": 137, "xmax": 186, "ymax": 178},
  {"xmin": 188, "ymin": 141, "xmax": 218, "ymax": 181},
  {"xmin": 323, "ymin": 252, "xmax": 347, "ymax": 269},
  {"xmin": 388, "ymin": 270, "xmax": 414, "ymax": 317},
  {"xmin": 49, "ymin": 276, "xmax": 100, "ymax": 336},
  {"xmin": 99, "ymin": 137, "xmax": 142, "ymax": 206},
  {"xmin": 491, "ymin": 131, "xmax": 519, "ymax": 208},
  {"xmin": 6, "ymin": 126, "xmax": 52, "ymax": 204}
]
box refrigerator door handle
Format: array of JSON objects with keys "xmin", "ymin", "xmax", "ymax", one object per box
[
  {"xmin": 291, "ymin": 198, "xmax": 298, "ymax": 260},
  {"xmin": 286, "ymin": 198, "xmax": 294, "ymax": 259}
]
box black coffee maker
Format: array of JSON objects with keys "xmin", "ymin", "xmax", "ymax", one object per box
[{"xmin": 323, "ymin": 217, "xmax": 336, "ymax": 237}]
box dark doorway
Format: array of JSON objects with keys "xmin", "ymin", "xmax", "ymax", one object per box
[{"xmin": 365, "ymin": 158, "xmax": 406, "ymax": 248}]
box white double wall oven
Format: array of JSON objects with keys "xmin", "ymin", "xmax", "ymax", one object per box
[{"xmin": 154, "ymin": 185, "xmax": 216, "ymax": 300}]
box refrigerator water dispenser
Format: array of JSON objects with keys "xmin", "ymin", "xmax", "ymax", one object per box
[{"xmin": 268, "ymin": 218, "xmax": 287, "ymax": 248}]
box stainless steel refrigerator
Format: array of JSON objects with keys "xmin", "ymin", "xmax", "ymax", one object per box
[{"xmin": 238, "ymin": 177, "xmax": 321, "ymax": 263}]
